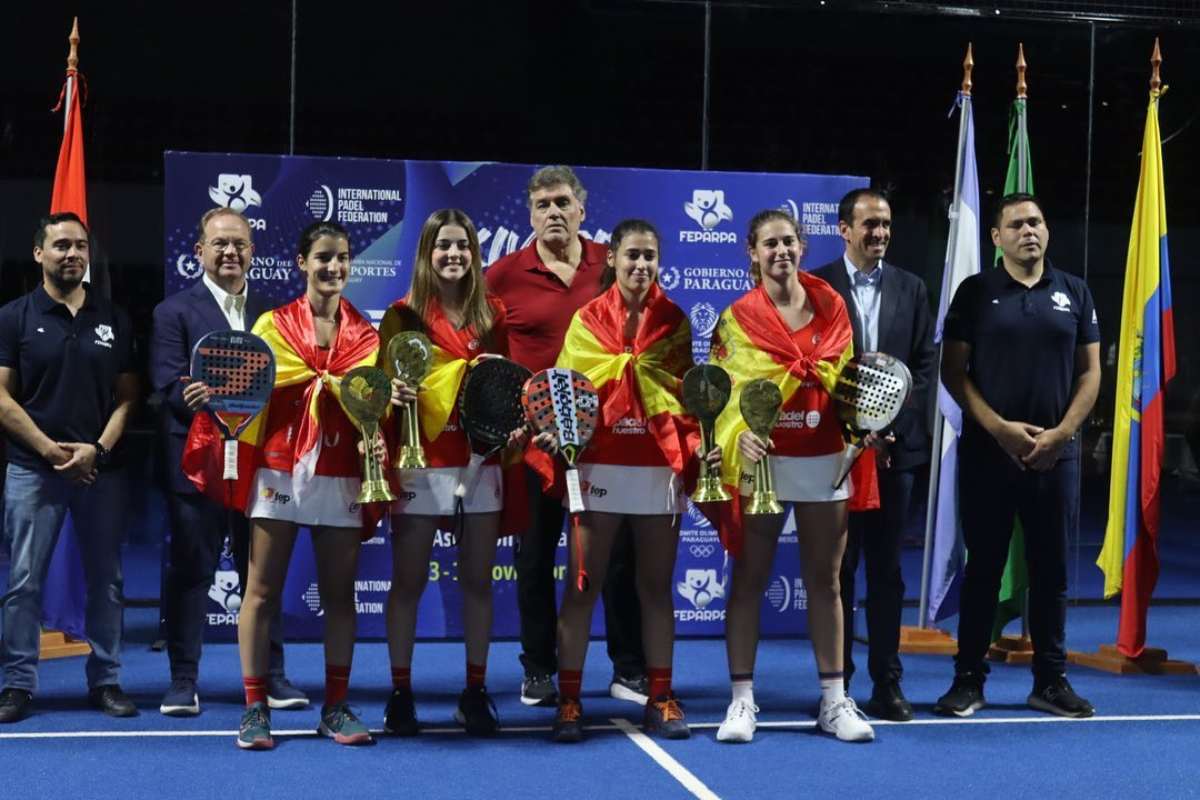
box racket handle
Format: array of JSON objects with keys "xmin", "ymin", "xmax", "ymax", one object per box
[
  {"xmin": 223, "ymin": 439, "xmax": 239, "ymax": 480},
  {"xmin": 832, "ymin": 442, "xmax": 864, "ymax": 491},
  {"xmin": 565, "ymin": 466, "xmax": 584, "ymax": 513},
  {"xmin": 455, "ymin": 452, "xmax": 486, "ymax": 499}
]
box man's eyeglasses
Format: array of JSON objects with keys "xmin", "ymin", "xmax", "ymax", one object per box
[{"xmin": 206, "ymin": 239, "xmax": 251, "ymax": 253}]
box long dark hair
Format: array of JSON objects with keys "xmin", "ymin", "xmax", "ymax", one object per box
[
  {"xmin": 406, "ymin": 209, "xmax": 495, "ymax": 346},
  {"xmin": 599, "ymin": 218, "xmax": 662, "ymax": 294}
]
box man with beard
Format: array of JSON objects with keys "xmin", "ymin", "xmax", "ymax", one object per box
[
  {"xmin": 0, "ymin": 213, "xmax": 139, "ymax": 722},
  {"xmin": 151, "ymin": 207, "xmax": 306, "ymax": 716},
  {"xmin": 486, "ymin": 166, "xmax": 647, "ymax": 708},
  {"xmin": 811, "ymin": 189, "xmax": 936, "ymax": 721}
]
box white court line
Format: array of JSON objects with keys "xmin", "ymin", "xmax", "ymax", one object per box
[
  {"xmin": 4, "ymin": 713, "xmax": 1200, "ymax": 739},
  {"xmin": 612, "ymin": 717, "xmax": 721, "ymax": 800}
]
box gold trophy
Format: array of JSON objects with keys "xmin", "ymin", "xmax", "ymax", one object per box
[
  {"xmin": 340, "ymin": 366, "xmax": 396, "ymax": 504},
  {"xmin": 739, "ymin": 378, "xmax": 783, "ymax": 515},
  {"xmin": 385, "ymin": 331, "xmax": 433, "ymax": 469},
  {"xmin": 682, "ymin": 364, "xmax": 732, "ymax": 503}
]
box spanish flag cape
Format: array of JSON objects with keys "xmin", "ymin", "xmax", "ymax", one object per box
[
  {"xmin": 536, "ymin": 282, "xmax": 696, "ymax": 490},
  {"xmin": 381, "ymin": 296, "xmax": 528, "ymax": 535},
  {"xmin": 706, "ymin": 273, "xmax": 874, "ymax": 556},
  {"xmin": 183, "ymin": 295, "xmax": 381, "ymax": 525}
]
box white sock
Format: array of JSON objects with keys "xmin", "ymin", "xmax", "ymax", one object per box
[
  {"xmin": 820, "ymin": 676, "xmax": 845, "ymax": 707},
  {"xmin": 731, "ymin": 679, "xmax": 754, "ymax": 706}
]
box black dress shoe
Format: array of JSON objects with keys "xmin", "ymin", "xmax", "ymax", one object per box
[
  {"xmin": 88, "ymin": 685, "xmax": 138, "ymax": 718},
  {"xmin": 0, "ymin": 688, "xmax": 33, "ymax": 723},
  {"xmin": 864, "ymin": 681, "xmax": 914, "ymax": 722}
]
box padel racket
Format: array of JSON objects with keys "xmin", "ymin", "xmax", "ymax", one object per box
[
  {"xmin": 189, "ymin": 330, "xmax": 275, "ymax": 480},
  {"xmin": 830, "ymin": 351, "xmax": 913, "ymax": 489},
  {"xmin": 523, "ymin": 368, "xmax": 599, "ymax": 591},
  {"xmin": 457, "ymin": 357, "xmax": 532, "ymax": 503}
]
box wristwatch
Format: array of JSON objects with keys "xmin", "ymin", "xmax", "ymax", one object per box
[{"xmin": 93, "ymin": 442, "xmax": 111, "ymax": 468}]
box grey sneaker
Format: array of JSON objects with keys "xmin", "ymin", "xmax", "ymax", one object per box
[
  {"xmin": 266, "ymin": 676, "xmax": 309, "ymax": 710},
  {"xmin": 236, "ymin": 702, "xmax": 273, "ymax": 750},
  {"xmin": 609, "ymin": 673, "xmax": 649, "ymax": 706},
  {"xmin": 318, "ymin": 702, "xmax": 373, "ymax": 746}
]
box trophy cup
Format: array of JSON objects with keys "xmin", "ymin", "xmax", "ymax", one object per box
[
  {"xmin": 340, "ymin": 366, "xmax": 396, "ymax": 504},
  {"xmin": 682, "ymin": 364, "xmax": 732, "ymax": 503},
  {"xmin": 739, "ymin": 378, "xmax": 783, "ymax": 515},
  {"xmin": 385, "ymin": 331, "xmax": 433, "ymax": 469}
]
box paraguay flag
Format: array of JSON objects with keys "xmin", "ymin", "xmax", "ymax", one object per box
[
  {"xmin": 925, "ymin": 89, "xmax": 980, "ymax": 625},
  {"xmin": 1096, "ymin": 85, "xmax": 1176, "ymax": 659}
]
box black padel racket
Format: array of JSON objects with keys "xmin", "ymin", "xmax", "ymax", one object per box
[
  {"xmin": 457, "ymin": 357, "xmax": 532, "ymax": 504},
  {"xmin": 523, "ymin": 368, "xmax": 599, "ymax": 591},
  {"xmin": 830, "ymin": 352, "xmax": 913, "ymax": 489},
  {"xmin": 189, "ymin": 330, "xmax": 275, "ymax": 480}
]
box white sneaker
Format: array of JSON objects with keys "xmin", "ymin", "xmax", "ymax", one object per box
[
  {"xmin": 818, "ymin": 697, "xmax": 875, "ymax": 742},
  {"xmin": 716, "ymin": 698, "xmax": 759, "ymax": 743}
]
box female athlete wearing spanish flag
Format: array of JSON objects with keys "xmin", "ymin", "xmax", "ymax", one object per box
[
  {"xmin": 189, "ymin": 221, "xmax": 382, "ymax": 750},
  {"xmin": 710, "ymin": 209, "xmax": 874, "ymax": 744},
  {"xmin": 548, "ymin": 219, "xmax": 710, "ymax": 743},
  {"xmin": 378, "ymin": 209, "xmax": 518, "ymax": 738}
]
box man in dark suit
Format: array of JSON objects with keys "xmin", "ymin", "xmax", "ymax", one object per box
[
  {"xmin": 811, "ymin": 189, "xmax": 936, "ymax": 722},
  {"xmin": 151, "ymin": 207, "xmax": 305, "ymax": 716}
]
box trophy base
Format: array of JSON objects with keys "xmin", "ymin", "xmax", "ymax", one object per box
[
  {"xmin": 357, "ymin": 479, "xmax": 396, "ymax": 504},
  {"xmin": 691, "ymin": 477, "xmax": 732, "ymax": 504},
  {"xmin": 743, "ymin": 491, "xmax": 783, "ymax": 515},
  {"xmin": 395, "ymin": 447, "xmax": 427, "ymax": 470}
]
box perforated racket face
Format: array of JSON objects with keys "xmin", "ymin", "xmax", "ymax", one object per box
[
  {"xmin": 341, "ymin": 366, "xmax": 393, "ymax": 423},
  {"xmin": 386, "ymin": 331, "xmax": 433, "ymax": 387},
  {"xmin": 832, "ymin": 352, "xmax": 913, "ymax": 432},
  {"xmin": 190, "ymin": 331, "xmax": 275, "ymax": 416},
  {"xmin": 682, "ymin": 364, "xmax": 731, "ymax": 422},
  {"xmin": 739, "ymin": 378, "xmax": 783, "ymax": 438},
  {"xmin": 461, "ymin": 358, "xmax": 532, "ymax": 448},
  {"xmin": 522, "ymin": 368, "xmax": 598, "ymax": 453}
]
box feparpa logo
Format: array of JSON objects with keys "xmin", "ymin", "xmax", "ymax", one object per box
[
  {"xmin": 684, "ymin": 190, "xmax": 733, "ymax": 230},
  {"xmin": 659, "ymin": 265, "xmax": 681, "ymax": 291},
  {"xmin": 1051, "ymin": 291, "xmax": 1072, "ymax": 312},
  {"xmin": 176, "ymin": 253, "xmax": 203, "ymax": 279},
  {"xmin": 677, "ymin": 568, "xmax": 726, "ymax": 609},
  {"xmin": 689, "ymin": 302, "xmax": 719, "ymax": 337},
  {"xmin": 209, "ymin": 174, "xmax": 262, "ymax": 212}
]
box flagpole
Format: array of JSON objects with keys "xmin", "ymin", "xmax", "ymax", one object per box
[
  {"xmin": 917, "ymin": 44, "xmax": 972, "ymax": 629},
  {"xmin": 63, "ymin": 18, "xmax": 79, "ymax": 134}
]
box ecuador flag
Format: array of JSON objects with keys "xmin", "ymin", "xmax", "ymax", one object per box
[{"xmin": 1096, "ymin": 85, "xmax": 1176, "ymax": 659}]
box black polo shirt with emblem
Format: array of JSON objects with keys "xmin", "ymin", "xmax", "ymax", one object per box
[
  {"xmin": 943, "ymin": 262, "xmax": 1100, "ymax": 459},
  {"xmin": 0, "ymin": 285, "xmax": 135, "ymax": 470}
]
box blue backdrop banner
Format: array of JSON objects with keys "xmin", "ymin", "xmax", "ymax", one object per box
[{"xmin": 164, "ymin": 152, "xmax": 866, "ymax": 641}]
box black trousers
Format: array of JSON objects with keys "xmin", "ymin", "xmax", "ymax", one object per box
[
  {"xmin": 516, "ymin": 467, "xmax": 645, "ymax": 679},
  {"xmin": 954, "ymin": 444, "xmax": 1077, "ymax": 682},
  {"xmin": 840, "ymin": 466, "xmax": 915, "ymax": 688},
  {"xmin": 162, "ymin": 491, "xmax": 285, "ymax": 682}
]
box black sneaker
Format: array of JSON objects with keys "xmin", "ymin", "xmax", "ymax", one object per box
[
  {"xmin": 520, "ymin": 673, "xmax": 558, "ymax": 707},
  {"xmin": 932, "ymin": 673, "xmax": 986, "ymax": 717},
  {"xmin": 384, "ymin": 686, "xmax": 419, "ymax": 736},
  {"xmin": 266, "ymin": 676, "xmax": 309, "ymax": 710},
  {"xmin": 1028, "ymin": 676, "xmax": 1094, "ymax": 718},
  {"xmin": 864, "ymin": 681, "xmax": 914, "ymax": 722},
  {"xmin": 609, "ymin": 673, "xmax": 649, "ymax": 706},
  {"xmin": 552, "ymin": 697, "xmax": 584, "ymax": 743},
  {"xmin": 88, "ymin": 685, "xmax": 138, "ymax": 718},
  {"xmin": 643, "ymin": 693, "xmax": 691, "ymax": 739},
  {"xmin": 0, "ymin": 688, "xmax": 33, "ymax": 724},
  {"xmin": 454, "ymin": 686, "xmax": 500, "ymax": 737},
  {"xmin": 159, "ymin": 678, "xmax": 200, "ymax": 717}
]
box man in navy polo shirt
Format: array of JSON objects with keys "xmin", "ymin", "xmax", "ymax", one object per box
[
  {"xmin": 933, "ymin": 193, "xmax": 1101, "ymax": 719},
  {"xmin": 0, "ymin": 213, "xmax": 139, "ymax": 723}
]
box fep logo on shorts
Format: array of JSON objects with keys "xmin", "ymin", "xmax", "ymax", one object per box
[{"xmin": 209, "ymin": 174, "xmax": 263, "ymax": 212}]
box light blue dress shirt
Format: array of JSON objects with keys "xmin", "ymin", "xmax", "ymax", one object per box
[{"xmin": 843, "ymin": 254, "xmax": 882, "ymax": 352}]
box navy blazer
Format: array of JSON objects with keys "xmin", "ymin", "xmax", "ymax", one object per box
[
  {"xmin": 810, "ymin": 258, "xmax": 937, "ymax": 471},
  {"xmin": 150, "ymin": 280, "xmax": 269, "ymax": 494}
]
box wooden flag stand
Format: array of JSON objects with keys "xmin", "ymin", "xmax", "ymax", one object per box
[
  {"xmin": 899, "ymin": 625, "xmax": 957, "ymax": 655},
  {"xmin": 1069, "ymin": 645, "xmax": 1196, "ymax": 676},
  {"xmin": 987, "ymin": 634, "xmax": 1033, "ymax": 664},
  {"xmin": 40, "ymin": 630, "xmax": 92, "ymax": 659}
]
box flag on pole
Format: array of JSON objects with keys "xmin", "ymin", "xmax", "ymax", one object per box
[
  {"xmin": 1096, "ymin": 78, "xmax": 1176, "ymax": 659},
  {"xmin": 41, "ymin": 18, "xmax": 90, "ymax": 640},
  {"xmin": 990, "ymin": 92, "xmax": 1033, "ymax": 641},
  {"xmin": 924, "ymin": 88, "xmax": 981, "ymax": 624}
]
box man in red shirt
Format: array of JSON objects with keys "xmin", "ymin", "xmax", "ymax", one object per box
[{"xmin": 486, "ymin": 166, "xmax": 647, "ymax": 708}]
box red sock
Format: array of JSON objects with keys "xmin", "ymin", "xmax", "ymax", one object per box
[
  {"xmin": 558, "ymin": 669, "xmax": 583, "ymax": 701},
  {"xmin": 325, "ymin": 664, "xmax": 351, "ymax": 707},
  {"xmin": 243, "ymin": 676, "xmax": 268, "ymax": 706},
  {"xmin": 391, "ymin": 666, "xmax": 412, "ymax": 690},
  {"xmin": 647, "ymin": 667, "xmax": 672, "ymax": 700},
  {"xmin": 466, "ymin": 662, "xmax": 487, "ymax": 689}
]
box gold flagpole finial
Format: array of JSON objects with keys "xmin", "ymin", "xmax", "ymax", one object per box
[
  {"xmin": 1150, "ymin": 37, "xmax": 1162, "ymax": 93},
  {"xmin": 66, "ymin": 17, "xmax": 80, "ymax": 72},
  {"xmin": 1016, "ymin": 43, "xmax": 1027, "ymax": 99},
  {"xmin": 962, "ymin": 43, "xmax": 974, "ymax": 96}
]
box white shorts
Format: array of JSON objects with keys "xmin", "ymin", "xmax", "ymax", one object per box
[
  {"xmin": 391, "ymin": 464, "xmax": 502, "ymax": 516},
  {"xmin": 738, "ymin": 451, "xmax": 851, "ymax": 504},
  {"xmin": 247, "ymin": 468, "xmax": 363, "ymax": 528},
  {"xmin": 571, "ymin": 463, "xmax": 683, "ymax": 516}
]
